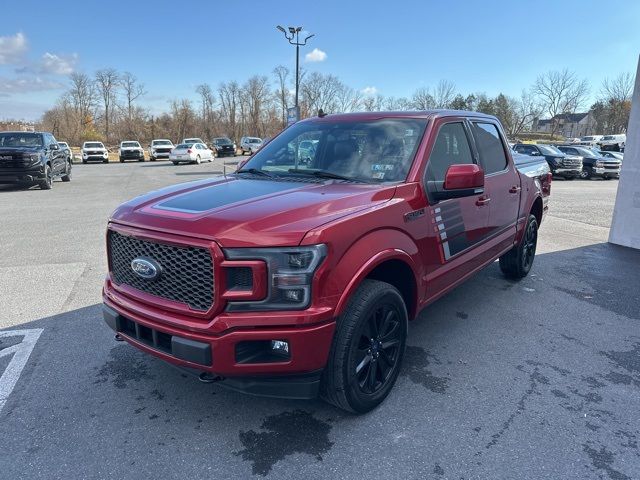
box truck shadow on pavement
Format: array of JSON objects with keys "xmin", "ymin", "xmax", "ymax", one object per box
[{"xmin": 1, "ymin": 243, "xmax": 639, "ymax": 479}]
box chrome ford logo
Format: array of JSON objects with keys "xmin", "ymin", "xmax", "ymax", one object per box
[{"xmin": 131, "ymin": 257, "xmax": 161, "ymax": 280}]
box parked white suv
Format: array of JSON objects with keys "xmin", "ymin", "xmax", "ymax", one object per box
[
  {"xmin": 577, "ymin": 135, "xmax": 603, "ymax": 147},
  {"xmin": 240, "ymin": 136, "xmax": 263, "ymax": 155},
  {"xmin": 118, "ymin": 141, "xmax": 145, "ymax": 162},
  {"xmin": 148, "ymin": 139, "xmax": 175, "ymax": 161},
  {"xmin": 81, "ymin": 141, "xmax": 109, "ymax": 164},
  {"xmin": 598, "ymin": 134, "xmax": 626, "ymax": 152}
]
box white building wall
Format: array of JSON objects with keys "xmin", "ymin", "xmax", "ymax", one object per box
[{"xmin": 609, "ymin": 56, "xmax": 640, "ymax": 249}]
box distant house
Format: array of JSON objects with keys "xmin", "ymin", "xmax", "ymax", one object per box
[
  {"xmin": 533, "ymin": 112, "xmax": 596, "ymax": 138},
  {"xmin": 0, "ymin": 121, "xmax": 35, "ymax": 132}
]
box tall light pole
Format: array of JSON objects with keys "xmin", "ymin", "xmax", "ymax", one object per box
[{"xmin": 276, "ymin": 25, "xmax": 314, "ymax": 122}]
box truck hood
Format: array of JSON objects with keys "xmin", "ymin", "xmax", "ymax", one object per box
[{"xmin": 109, "ymin": 176, "xmax": 396, "ymax": 247}]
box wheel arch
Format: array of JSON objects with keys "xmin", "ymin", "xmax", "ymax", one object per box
[{"xmin": 331, "ymin": 230, "xmax": 420, "ymax": 320}]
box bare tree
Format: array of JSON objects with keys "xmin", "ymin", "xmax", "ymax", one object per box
[
  {"xmin": 598, "ymin": 72, "xmax": 635, "ymax": 133},
  {"xmin": 335, "ymin": 84, "xmax": 362, "ymax": 113},
  {"xmin": 243, "ymin": 76, "xmax": 271, "ymax": 136},
  {"xmin": 273, "ymin": 65, "xmax": 290, "ymax": 128},
  {"xmin": 121, "ymin": 72, "xmax": 146, "ymax": 136},
  {"xmin": 68, "ymin": 72, "xmax": 97, "ymax": 126},
  {"xmin": 299, "ymin": 72, "xmax": 342, "ymax": 117},
  {"xmin": 95, "ymin": 68, "xmax": 119, "ymax": 143},
  {"xmin": 218, "ymin": 81, "xmax": 241, "ymax": 140},
  {"xmin": 433, "ymin": 80, "xmax": 456, "ymax": 108},
  {"xmin": 195, "ymin": 83, "xmax": 215, "ymax": 139},
  {"xmin": 533, "ymin": 69, "xmax": 590, "ymax": 138},
  {"xmin": 411, "ymin": 87, "xmax": 435, "ymax": 110}
]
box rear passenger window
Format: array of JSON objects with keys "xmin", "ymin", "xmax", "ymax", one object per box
[
  {"xmin": 472, "ymin": 122, "xmax": 508, "ymax": 174},
  {"xmin": 426, "ymin": 122, "xmax": 474, "ymax": 181}
]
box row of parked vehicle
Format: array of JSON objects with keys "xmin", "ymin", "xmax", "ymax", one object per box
[
  {"xmin": 78, "ymin": 136, "xmax": 265, "ymax": 164},
  {"xmin": 567, "ymin": 134, "xmax": 626, "ymax": 152},
  {"xmin": 511, "ymin": 143, "xmax": 623, "ymax": 180}
]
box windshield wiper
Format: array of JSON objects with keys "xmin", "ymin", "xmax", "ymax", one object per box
[
  {"xmin": 236, "ymin": 168, "xmax": 274, "ymax": 178},
  {"xmin": 288, "ymin": 169, "xmax": 367, "ymax": 183}
]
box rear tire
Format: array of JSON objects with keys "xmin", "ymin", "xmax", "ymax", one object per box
[
  {"xmin": 61, "ymin": 161, "xmax": 72, "ymax": 182},
  {"xmin": 172, "ymin": 161, "xmax": 179, "ymax": 165},
  {"xmin": 320, "ymin": 279, "xmax": 407, "ymax": 413},
  {"xmin": 499, "ymin": 214, "xmax": 538, "ymax": 279}
]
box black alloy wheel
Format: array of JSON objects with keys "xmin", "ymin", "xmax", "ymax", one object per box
[{"xmin": 353, "ymin": 303, "xmax": 403, "ymax": 395}]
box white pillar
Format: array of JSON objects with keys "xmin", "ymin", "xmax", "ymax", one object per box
[{"xmin": 609, "ymin": 55, "xmax": 640, "ymax": 249}]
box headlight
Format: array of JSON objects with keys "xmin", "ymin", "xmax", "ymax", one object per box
[
  {"xmin": 223, "ymin": 244, "xmax": 327, "ymax": 311},
  {"xmin": 596, "ymin": 161, "xmax": 603, "ymax": 167}
]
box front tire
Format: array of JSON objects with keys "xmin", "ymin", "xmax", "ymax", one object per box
[
  {"xmin": 321, "ymin": 279, "xmax": 407, "ymax": 413},
  {"xmin": 499, "ymin": 214, "xmax": 538, "ymax": 279},
  {"xmin": 39, "ymin": 164, "xmax": 53, "ymax": 190},
  {"xmin": 579, "ymin": 167, "xmax": 592, "ymax": 180},
  {"xmin": 195, "ymin": 155, "xmax": 201, "ymax": 165}
]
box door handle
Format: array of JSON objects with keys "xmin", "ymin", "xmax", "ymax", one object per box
[
  {"xmin": 509, "ymin": 185, "xmax": 521, "ymax": 193},
  {"xmin": 476, "ymin": 196, "xmax": 491, "ymax": 206}
]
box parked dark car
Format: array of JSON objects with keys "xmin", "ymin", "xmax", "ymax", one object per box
[
  {"xmin": 513, "ymin": 143, "xmax": 582, "ymax": 179},
  {"xmin": 556, "ymin": 145, "xmax": 621, "ymax": 179},
  {"xmin": 0, "ymin": 131, "xmax": 71, "ymax": 190},
  {"xmin": 212, "ymin": 137, "xmax": 236, "ymax": 157}
]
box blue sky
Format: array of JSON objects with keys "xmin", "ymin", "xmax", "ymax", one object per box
[{"xmin": 1, "ymin": 0, "xmax": 639, "ymax": 120}]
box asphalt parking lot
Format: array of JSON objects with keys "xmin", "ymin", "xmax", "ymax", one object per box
[{"xmin": 0, "ymin": 162, "xmax": 639, "ymax": 479}]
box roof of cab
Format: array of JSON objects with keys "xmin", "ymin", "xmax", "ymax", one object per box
[{"xmin": 301, "ymin": 109, "xmax": 499, "ymax": 122}]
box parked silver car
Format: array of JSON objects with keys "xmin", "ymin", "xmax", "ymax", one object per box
[{"xmin": 240, "ymin": 136, "xmax": 263, "ymax": 155}]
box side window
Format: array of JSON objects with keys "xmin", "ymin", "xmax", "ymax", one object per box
[
  {"xmin": 426, "ymin": 122, "xmax": 474, "ymax": 181},
  {"xmin": 472, "ymin": 122, "xmax": 508, "ymax": 174}
]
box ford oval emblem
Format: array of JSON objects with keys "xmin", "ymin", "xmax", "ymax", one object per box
[{"xmin": 131, "ymin": 257, "xmax": 161, "ymax": 280}]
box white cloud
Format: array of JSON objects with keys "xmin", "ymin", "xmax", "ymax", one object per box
[
  {"xmin": 305, "ymin": 48, "xmax": 327, "ymax": 63},
  {"xmin": 16, "ymin": 52, "xmax": 78, "ymax": 75},
  {"xmin": 0, "ymin": 32, "xmax": 28, "ymax": 65},
  {"xmin": 361, "ymin": 86, "xmax": 378, "ymax": 96},
  {"xmin": 0, "ymin": 76, "xmax": 65, "ymax": 94},
  {"xmin": 39, "ymin": 52, "xmax": 78, "ymax": 75}
]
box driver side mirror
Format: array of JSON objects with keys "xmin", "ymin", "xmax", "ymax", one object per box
[{"xmin": 429, "ymin": 164, "xmax": 484, "ymax": 202}]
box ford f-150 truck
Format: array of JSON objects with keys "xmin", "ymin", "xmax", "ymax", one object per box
[{"xmin": 102, "ymin": 110, "xmax": 551, "ymax": 413}]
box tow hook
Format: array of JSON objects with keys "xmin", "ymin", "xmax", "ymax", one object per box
[
  {"xmin": 114, "ymin": 333, "xmax": 124, "ymax": 342},
  {"xmin": 198, "ymin": 372, "xmax": 224, "ymax": 384}
]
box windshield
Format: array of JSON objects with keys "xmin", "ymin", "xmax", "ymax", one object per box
[
  {"xmin": 121, "ymin": 142, "xmax": 140, "ymax": 148},
  {"xmin": 248, "ymin": 138, "xmax": 262, "ymax": 144},
  {"xmin": 538, "ymin": 144, "xmax": 562, "ymax": 155},
  {"xmin": 184, "ymin": 139, "xmax": 201, "ymax": 143},
  {"xmin": 84, "ymin": 142, "xmax": 104, "ymax": 149},
  {"xmin": 581, "ymin": 137, "xmax": 595, "ymax": 141},
  {"xmin": 215, "ymin": 138, "xmax": 232, "ymax": 145},
  {"xmin": 0, "ymin": 132, "xmax": 43, "ymax": 148},
  {"xmin": 574, "ymin": 147, "xmax": 598, "ymax": 156},
  {"xmin": 241, "ymin": 118, "xmax": 428, "ymax": 183},
  {"xmin": 153, "ymin": 140, "xmax": 172, "ymax": 146}
]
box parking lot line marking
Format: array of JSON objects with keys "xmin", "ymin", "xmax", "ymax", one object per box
[{"xmin": 0, "ymin": 328, "xmax": 43, "ymax": 414}]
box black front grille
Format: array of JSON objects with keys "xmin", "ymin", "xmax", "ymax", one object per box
[{"xmin": 108, "ymin": 230, "xmax": 214, "ymax": 311}]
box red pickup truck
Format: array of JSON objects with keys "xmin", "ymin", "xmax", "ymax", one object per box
[{"xmin": 103, "ymin": 111, "xmax": 550, "ymax": 413}]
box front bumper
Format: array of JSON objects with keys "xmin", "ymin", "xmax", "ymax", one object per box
[
  {"xmin": 553, "ymin": 167, "xmax": 581, "ymax": 177},
  {"xmin": 102, "ymin": 293, "xmax": 335, "ymax": 398},
  {"xmin": 593, "ymin": 167, "xmax": 620, "ymax": 178},
  {"xmin": 84, "ymin": 155, "xmax": 108, "ymax": 161},
  {"xmin": 120, "ymin": 152, "xmax": 144, "ymax": 160},
  {"xmin": 151, "ymin": 151, "xmax": 171, "ymax": 158},
  {"xmin": 0, "ymin": 165, "xmax": 46, "ymax": 184}
]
